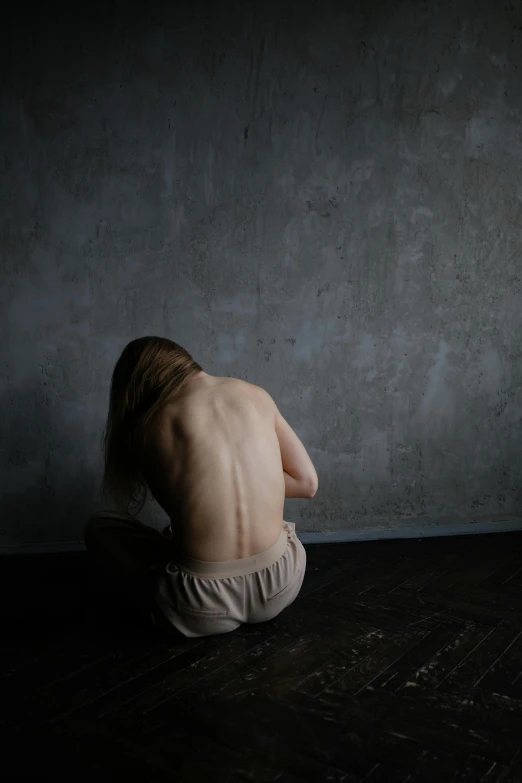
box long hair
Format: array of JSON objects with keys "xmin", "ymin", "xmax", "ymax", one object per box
[{"xmin": 102, "ymin": 336, "xmax": 203, "ymax": 513}]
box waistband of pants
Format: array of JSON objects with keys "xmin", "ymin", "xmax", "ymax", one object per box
[{"xmin": 175, "ymin": 522, "xmax": 294, "ymax": 578}]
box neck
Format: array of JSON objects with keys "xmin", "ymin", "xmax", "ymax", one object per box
[{"xmin": 184, "ymin": 370, "xmax": 212, "ymax": 389}]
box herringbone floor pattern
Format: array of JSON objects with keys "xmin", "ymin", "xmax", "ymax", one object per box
[{"xmin": 3, "ymin": 531, "xmax": 522, "ymax": 781}]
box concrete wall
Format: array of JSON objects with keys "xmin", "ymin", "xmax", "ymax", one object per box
[{"xmin": 1, "ymin": 0, "xmax": 522, "ymax": 550}]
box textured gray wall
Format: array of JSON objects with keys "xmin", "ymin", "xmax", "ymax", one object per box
[{"xmin": 1, "ymin": 0, "xmax": 522, "ymax": 549}]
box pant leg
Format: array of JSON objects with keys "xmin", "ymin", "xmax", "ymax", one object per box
[
  {"xmin": 246, "ymin": 522, "xmax": 307, "ymax": 624},
  {"xmin": 153, "ymin": 565, "xmax": 244, "ymax": 638},
  {"xmin": 84, "ymin": 510, "xmax": 176, "ymax": 619}
]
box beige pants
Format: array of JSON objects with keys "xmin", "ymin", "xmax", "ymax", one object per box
[{"xmin": 84, "ymin": 512, "xmax": 306, "ymax": 638}]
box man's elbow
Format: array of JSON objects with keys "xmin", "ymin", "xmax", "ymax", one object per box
[{"xmin": 305, "ymin": 475, "xmax": 319, "ymax": 498}]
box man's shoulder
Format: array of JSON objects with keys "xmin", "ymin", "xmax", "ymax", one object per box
[
  {"xmin": 227, "ymin": 377, "xmax": 273, "ymax": 402},
  {"xmin": 228, "ymin": 379, "xmax": 277, "ymax": 419}
]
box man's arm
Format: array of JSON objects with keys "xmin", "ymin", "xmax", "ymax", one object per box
[{"xmin": 274, "ymin": 407, "xmax": 319, "ymax": 499}]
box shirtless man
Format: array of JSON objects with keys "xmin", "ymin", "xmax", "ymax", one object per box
[{"xmin": 85, "ymin": 336, "xmax": 318, "ymax": 638}]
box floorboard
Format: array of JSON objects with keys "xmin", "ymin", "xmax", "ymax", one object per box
[{"xmin": 3, "ymin": 531, "xmax": 522, "ymax": 781}]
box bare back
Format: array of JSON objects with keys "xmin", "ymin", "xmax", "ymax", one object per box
[{"xmin": 143, "ymin": 376, "xmax": 286, "ymax": 561}]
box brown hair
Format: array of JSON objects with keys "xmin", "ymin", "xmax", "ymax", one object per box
[{"xmin": 102, "ymin": 336, "xmax": 202, "ymax": 513}]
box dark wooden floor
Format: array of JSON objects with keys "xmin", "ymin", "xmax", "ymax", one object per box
[{"xmin": 3, "ymin": 531, "xmax": 522, "ymax": 781}]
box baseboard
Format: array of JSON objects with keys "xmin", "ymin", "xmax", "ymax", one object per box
[
  {"xmin": 1, "ymin": 516, "xmax": 522, "ymax": 555},
  {"xmin": 298, "ymin": 517, "xmax": 522, "ymax": 544}
]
